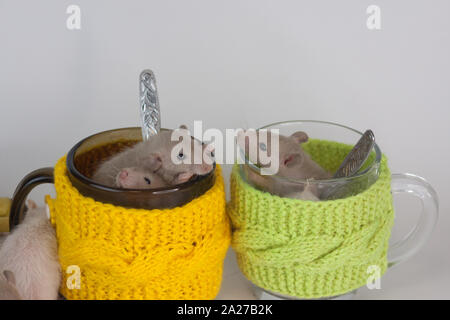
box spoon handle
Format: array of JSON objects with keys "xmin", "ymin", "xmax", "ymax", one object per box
[
  {"xmin": 320, "ymin": 130, "xmax": 376, "ymax": 200},
  {"xmin": 333, "ymin": 130, "xmax": 375, "ymax": 178},
  {"xmin": 140, "ymin": 69, "xmax": 161, "ymax": 141}
]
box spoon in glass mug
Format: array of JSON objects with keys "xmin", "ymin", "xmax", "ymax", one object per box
[{"xmin": 321, "ymin": 130, "xmax": 376, "ymax": 200}]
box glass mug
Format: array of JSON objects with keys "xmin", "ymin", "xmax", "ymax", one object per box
[
  {"xmin": 236, "ymin": 120, "xmax": 439, "ymax": 300},
  {"xmin": 9, "ymin": 127, "xmax": 216, "ymax": 229}
]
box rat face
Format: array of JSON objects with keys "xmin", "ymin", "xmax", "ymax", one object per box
[
  {"xmin": 237, "ymin": 129, "xmax": 309, "ymax": 176},
  {"xmin": 144, "ymin": 133, "xmax": 214, "ymax": 185},
  {"xmin": 115, "ymin": 167, "xmax": 168, "ymax": 189}
]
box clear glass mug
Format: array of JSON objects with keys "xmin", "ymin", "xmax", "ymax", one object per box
[{"xmin": 237, "ymin": 120, "xmax": 439, "ymax": 300}]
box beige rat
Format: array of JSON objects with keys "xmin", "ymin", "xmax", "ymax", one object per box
[
  {"xmin": 115, "ymin": 167, "xmax": 168, "ymax": 189},
  {"xmin": 0, "ymin": 270, "xmax": 21, "ymax": 300},
  {"xmin": 93, "ymin": 127, "xmax": 214, "ymax": 188},
  {"xmin": 0, "ymin": 200, "xmax": 61, "ymax": 300},
  {"xmin": 237, "ymin": 129, "xmax": 330, "ymax": 200}
]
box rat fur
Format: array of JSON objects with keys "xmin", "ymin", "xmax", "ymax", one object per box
[
  {"xmin": 0, "ymin": 270, "xmax": 22, "ymax": 300},
  {"xmin": 238, "ymin": 129, "xmax": 330, "ymax": 200},
  {"xmin": 0, "ymin": 200, "xmax": 61, "ymax": 300},
  {"xmin": 93, "ymin": 127, "xmax": 214, "ymax": 187},
  {"xmin": 115, "ymin": 166, "xmax": 168, "ymax": 189}
]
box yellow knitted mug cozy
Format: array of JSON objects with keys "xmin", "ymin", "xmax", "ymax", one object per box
[
  {"xmin": 228, "ymin": 140, "xmax": 395, "ymax": 298},
  {"xmin": 46, "ymin": 157, "xmax": 231, "ymax": 300}
]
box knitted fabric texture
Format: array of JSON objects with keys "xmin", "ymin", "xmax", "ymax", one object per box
[
  {"xmin": 46, "ymin": 157, "xmax": 230, "ymax": 300},
  {"xmin": 228, "ymin": 140, "xmax": 395, "ymax": 298}
]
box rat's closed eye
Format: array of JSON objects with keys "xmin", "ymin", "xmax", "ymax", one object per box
[{"xmin": 144, "ymin": 177, "xmax": 151, "ymax": 185}]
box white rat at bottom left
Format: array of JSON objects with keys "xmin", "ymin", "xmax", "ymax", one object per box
[{"xmin": 0, "ymin": 200, "xmax": 61, "ymax": 300}]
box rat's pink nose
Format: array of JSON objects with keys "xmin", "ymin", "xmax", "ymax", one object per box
[
  {"xmin": 119, "ymin": 170, "xmax": 128, "ymax": 180},
  {"xmin": 201, "ymin": 163, "xmax": 213, "ymax": 173}
]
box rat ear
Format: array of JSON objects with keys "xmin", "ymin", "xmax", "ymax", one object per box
[
  {"xmin": 290, "ymin": 131, "xmax": 309, "ymax": 144},
  {"xmin": 147, "ymin": 153, "xmax": 162, "ymax": 171},
  {"xmin": 282, "ymin": 153, "xmax": 301, "ymax": 167},
  {"xmin": 203, "ymin": 143, "xmax": 215, "ymax": 158},
  {"xmin": 26, "ymin": 200, "xmax": 37, "ymax": 209},
  {"xmin": 175, "ymin": 172, "xmax": 194, "ymax": 184},
  {"xmin": 179, "ymin": 124, "xmax": 188, "ymax": 130},
  {"xmin": 3, "ymin": 270, "xmax": 16, "ymax": 285}
]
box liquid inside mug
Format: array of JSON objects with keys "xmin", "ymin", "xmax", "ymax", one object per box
[
  {"xmin": 9, "ymin": 127, "xmax": 216, "ymax": 228},
  {"xmin": 231, "ymin": 120, "xmax": 439, "ymax": 300}
]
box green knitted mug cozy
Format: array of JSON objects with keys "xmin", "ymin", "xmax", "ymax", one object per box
[{"xmin": 228, "ymin": 140, "xmax": 395, "ymax": 298}]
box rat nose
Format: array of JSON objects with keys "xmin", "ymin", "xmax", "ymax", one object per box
[
  {"xmin": 119, "ymin": 170, "xmax": 129, "ymax": 180},
  {"xmin": 201, "ymin": 163, "xmax": 213, "ymax": 173}
]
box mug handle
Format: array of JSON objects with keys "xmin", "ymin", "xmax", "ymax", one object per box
[
  {"xmin": 387, "ymin": 173, "xmax": 439, "ymax": 267},
  {"xmin": 9, "ymin": 168, "xmax": 54, "ymax": 230}
]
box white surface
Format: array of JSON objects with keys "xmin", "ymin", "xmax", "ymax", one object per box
[{"xmin": 0, "ymin": 0, "xmax": 449, "ymax": 299}]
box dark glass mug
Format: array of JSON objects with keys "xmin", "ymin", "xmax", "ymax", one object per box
[{"xmin": 9, "ymin": 127, "xmax": 216, "ymax": 229}]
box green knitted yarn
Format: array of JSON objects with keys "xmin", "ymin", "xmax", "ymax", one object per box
[{"xmin": 228, "ymin": 140, "xmax": 394, "ymax": 298}]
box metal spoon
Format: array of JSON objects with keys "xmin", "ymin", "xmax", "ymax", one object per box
[
  {"xmin": 321, "ymin": 130, "xmax": 376, "ymax": 200},
  {"xmin": 333, "ymin": 130, "xmax": 375, "ymax": 178},
  {"xmin": 140, "ymin": 69, "xmax": 161, "ymax": 140}
]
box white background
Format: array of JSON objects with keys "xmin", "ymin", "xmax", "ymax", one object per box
[{"xmin": 0, "ymin": 0, "xmax": 449, "ymax": 299}]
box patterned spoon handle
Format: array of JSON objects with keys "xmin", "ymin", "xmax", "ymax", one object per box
[
  {"xmin": 140, "ymin": 69, "xmax": 161, "ymax": 141},
  {"xmin": 333, "ymin": 130, "xmax": 375, "ymax": 178},
  {"xmin": 321, "ymin": 130, "xmax": 376, "ymax": 200}
]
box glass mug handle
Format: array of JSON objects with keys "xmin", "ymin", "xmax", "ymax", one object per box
[
  {"xmin": 9, "ymin": 168, "xmax": 54, "ymax": 230},
  {"xmin": 387, "ymin": 173, "xmax": 439, "ymax": 267}
]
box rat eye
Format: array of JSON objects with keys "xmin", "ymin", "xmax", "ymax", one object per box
[
  {"xmin": 210, "ymin": 150, "xmax": 215, "ymax": 158},
  {"xmin": 259, "ymin": 143, "xmax": 267, "ymax": 151},
  {"xmin": 144, "ymin": 177, "xmax": 151, "ymax": 185},
  {"xmin": 177, "ymin": 151, "xmax": 185, "ymax": 160}
]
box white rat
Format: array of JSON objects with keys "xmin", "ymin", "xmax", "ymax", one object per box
[
  {"xmin": 0, "ymin": 270, "xmax": 22, "ymax": 300},
  {"xmin": 237, "ymin": 129, "xmax": 331, "ymax": 200},
  {"xmin": 0, "ymin": 200, "xmax": 61, "ymax": 300},
  {"xmin": 93, "ymin": 126, "xmax": 214, "ymax": 187},
  {"xmin": 115, "ymin": 167, "xmax": 168, "ymax": 189}
]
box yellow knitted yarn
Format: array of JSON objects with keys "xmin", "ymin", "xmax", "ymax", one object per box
[
  {"xmin": 46, "ymin": 157, "xmax": 230, "ymax": 300},
  {"xmin": 228, "ymin": 140, "xmax": 395, "ymax": 298}
]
